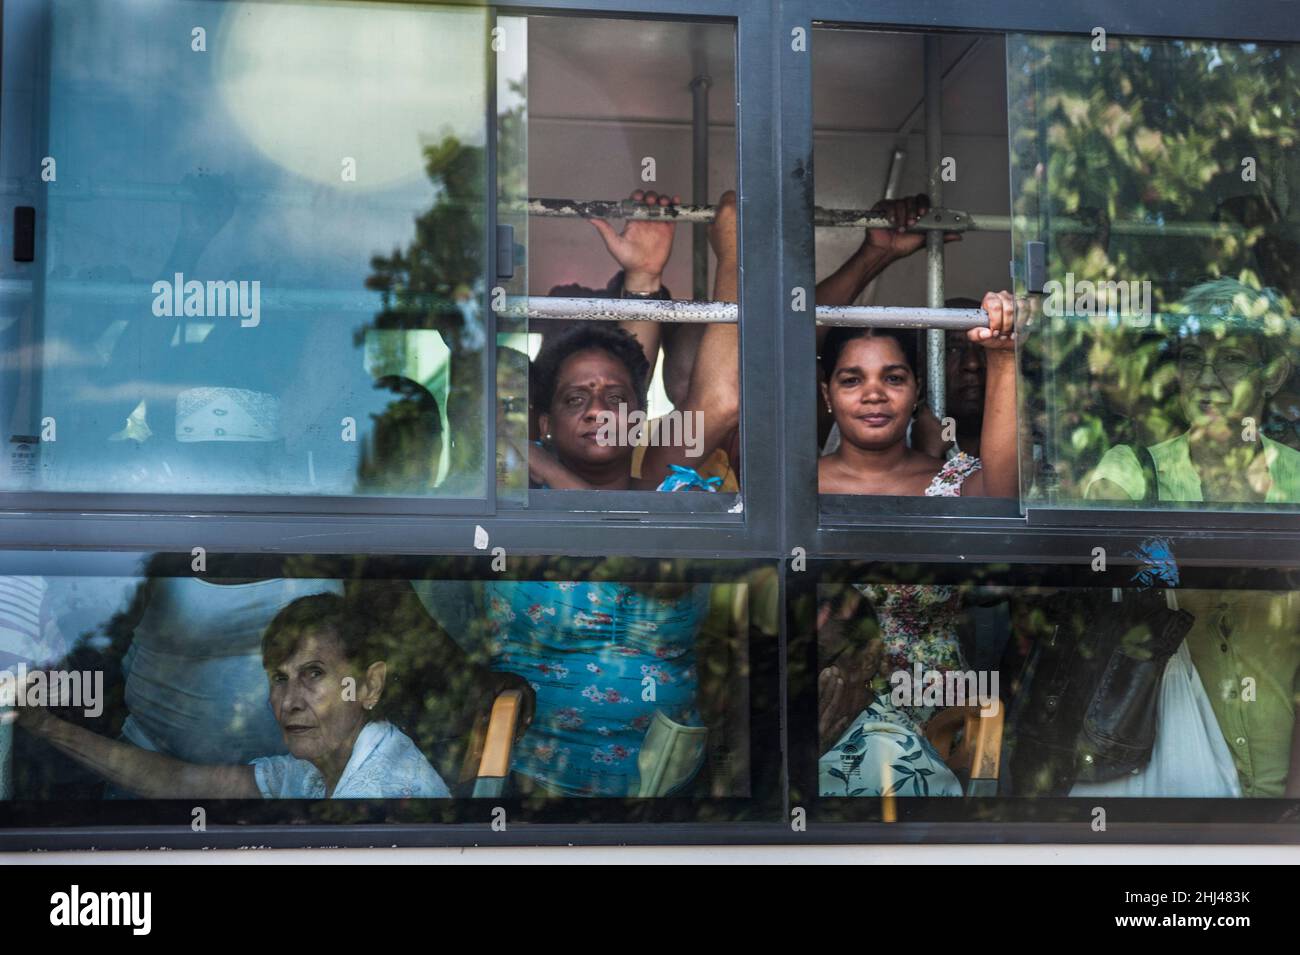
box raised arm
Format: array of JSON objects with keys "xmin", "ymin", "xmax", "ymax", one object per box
[
  {"xmin": 638, "ymin": 191, "xmax": 740, "ymax": 485},
  {"xmin": 814, "ymin": 195, "xmax": 960, "ymax": 346},
  {"xmin": 965, "ymin": 290, "xmax": 1019, "ymax": 499},
  {"xmin": 18, "ymin": 705, "xmax": 259, "ymax": 799},
  {"xmin": 586, "ymin": 189, "xmax": 681, "ymax": 367}
]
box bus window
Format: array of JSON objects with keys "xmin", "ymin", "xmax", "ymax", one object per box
[
  {"xmin": 1, "ymin": 554, "xmax": 772, "ymax": 818},
  {"xmin": 0, "ymin": 0, "xmax": 491, "ymax": 499},
  {"xmin": 810, "ymin": 29, "xmax": 1020, "ymax": 515},
  {"xmin": 1007, "ymin": 33, "xmax": 1300, "ymax": 513},
  {"xmin": 505, "ymin": 15, "xmax": 743, "ymax": 503}
]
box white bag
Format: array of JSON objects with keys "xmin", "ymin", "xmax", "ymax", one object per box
[{"xmin": 1070, "ymin": 642, "xmax": 1241, "ymax": 798}]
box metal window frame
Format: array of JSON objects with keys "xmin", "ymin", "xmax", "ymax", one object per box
[
  {"xmin": 780, "ymin": 2, "xmax": 1300, "ymax": 559},
  {"xmin": 3, "ymin": 0, "xmax": 504, "ymax": 518},
  {"xmin": 0, "ymin": 550, "xmax": 786, "ymax": 846},
  {"xmin": 2, "ymin": 0, "xmax": 1300, "ymax": 849},
  {"xmin": 771, "ymin": 0, "xmax": 1300, "ymax": 850},
  {"xmin": 489, "ymin": 1, "xmax": 782, "ymax": 543}
]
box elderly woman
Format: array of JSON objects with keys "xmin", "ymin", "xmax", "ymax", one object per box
[
  {"xmin": 15, "ymin": 594, "xmax": 448, "ymax": 799},
  {"xmin": 1085, "ymin": 278, "xmax": 1300, "ymax": 503},
  {"xmin": 1083, "ymin": 279, "xmax": 1300, "ymax": 799}
]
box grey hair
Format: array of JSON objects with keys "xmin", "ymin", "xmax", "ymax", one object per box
[{"xmin": 1169, "ymin": 278, "xmax": 1297, "ymax": 362}]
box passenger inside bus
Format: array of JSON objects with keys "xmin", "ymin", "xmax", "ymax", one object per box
[
  {"xmin": 414, "ymin": 577, "xmax": 728, "ymax": 798},
  {"xmin": 816, "ymin": 576, "xmax": 1300, "ymax": 800},
  {"xmin": 1086, "ymin": 279, "xmax": 1300, "ymax": 504},
  {"xmin": 14, "ymin": 594, "xmax": 450, "ymax": 799},
  {"xmin": 816, "ymin": 290, "xmax": 1018, "ymax": 497},
  {"xmin": 526, "ymin": 191, "xmax": 741, "ymax": 491}
]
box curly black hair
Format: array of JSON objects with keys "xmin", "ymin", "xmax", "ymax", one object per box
[
  {"xmin": 531, "ymin": 323, "xmax": 651, "ymax": 412},
  {"xmin": 819, "ymin": 326, "xmax": 921, "ymax": 387}
]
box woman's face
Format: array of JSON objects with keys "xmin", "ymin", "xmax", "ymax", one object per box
[
  {"xmin": 822, "ymin": 335, "xmax": 918, "ymax": 451},
  {"xmin": 266, "ymin": 628, "xmax": 380, "ymax": 769},
  {"xmin": 945, "ymin": 330, "xmax": 986, "ymax": 420},
  {"xmin": 1176, "ymin": 332, "xmax": 1274, "ymax": 444},
  {"xmin": 540, "ymin": 348, "xmax": 639, "ymax": 468}
]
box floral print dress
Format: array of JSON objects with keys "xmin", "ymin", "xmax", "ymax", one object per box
[
  {"xmin": 483, "ymin": 581, "xmax": 709, "ymax": 797},
  {"xmin": 819, "ymin": 454, "xmax": 981, "ymax": 797}
]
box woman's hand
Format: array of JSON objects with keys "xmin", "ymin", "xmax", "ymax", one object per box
[
  {"xmin": 816, "ymin": 589, "xmax": 883, "ymax": 749},
  {"xmin": 526, "ymin": 439, "xmax": 598, "ymax": 491},
  {"xmin": 10, "ymin": 669, "xmax": 61, "ymax": 735},
  {"xmin": 864, "ymin": 193, "xmax": 960, "ymax": 260},
  {"xmin": 708, "ymin": 190, "xmax": 739, "ymax": 268},
  {"xmin": 972, "ymin": 290, "xmax": 1017, "ymax": 352},
  {"xmin": 588, "ymin": 189, "xmax": 680, "ymax": 294}
]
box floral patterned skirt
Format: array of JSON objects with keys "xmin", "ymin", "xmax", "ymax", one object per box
[{"xmin": 819, "ymin": 699, "xmax": 963, "ymax": 797}]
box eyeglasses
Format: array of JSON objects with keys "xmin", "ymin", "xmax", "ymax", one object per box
[{"xmin": 1175, "ymin": 349, "xmax": 1257, "ymax": 386}]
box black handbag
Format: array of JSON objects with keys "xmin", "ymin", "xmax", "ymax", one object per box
[{"xmin": 1005, "ymin": 587, "xmax": 1194, "ymax": 796}]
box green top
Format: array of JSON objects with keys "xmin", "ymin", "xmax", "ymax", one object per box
[
  {"xmin": 1180, "ymin": 590, "xmax": 1300, "ymax": 798},
  {"xmin": 1085, "ymin": 434, "xmax": 1300, "ymax": 503}
]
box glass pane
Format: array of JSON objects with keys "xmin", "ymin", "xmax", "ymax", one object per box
[
  {"xmin": 1008, "ymin": 34, "xmax": 1300, "ymax": 511},
  {"xmin": 1, "ymin": 554, "xmax": 774, "ymax": 824},
  {"xmin": 794, "ymin": 561, "xmax": 1300, "ymax": 824},
  {"xmin": 811, "ymin": 28, "xmax": 1019, "ymax": 511},
  {"xmin": 0, "ymin": 0, "xmax": 490, "ymax": 498},
  {"xmin": 517, "ymin": 16, "xmax": 741, "ymax": 500}
]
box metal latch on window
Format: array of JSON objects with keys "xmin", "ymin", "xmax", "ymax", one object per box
[
  {"xmin": 1025, "ymin": 240, "xmax": 1046, "ymax": 294},
  {"xmin": 495, "ymin": 224, "xmax": 515, "ymax": 281},
  {"xmin": 13, "ymin": 206, "xmax": 35, "ymax": 262}
]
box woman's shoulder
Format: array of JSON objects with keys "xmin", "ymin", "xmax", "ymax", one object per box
[
  {"xmin": 1262, "ymin": 435, "xmax": 1300, "ymax": 500},
  {"xmin": 1263, "ymin": 434, "xmax": 1300, "ymax": 467},
  {"xmin": 1083, "ymin": 443, "xmax": 1146, "ymax": 500},
  {"xmin": 352, "ymin": 722, "xmax": 450, "ymax": 799},
  {"xmin": 817, "ymin": 453, "xmax": 856, "ymax": 494}
]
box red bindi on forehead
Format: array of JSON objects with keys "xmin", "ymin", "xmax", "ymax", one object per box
[{"xmin": 557, "ymin": 353, "xmax": 637, "ymax": 395}]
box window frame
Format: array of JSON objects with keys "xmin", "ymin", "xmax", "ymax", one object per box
[
  {"xmin": 0, "ymin": 549, "xmax": 785, "ymax": 846},
  {"xmin": 779, "ymin": 2, "xmax": 1300, "ymax": 560},
  {"xmin": 3, "ymin": 0, "xmax": 502, "ymax": 517},
  {"xmin": 2, "ymin": 0, "xmax": 1300, "ymax": 849}
]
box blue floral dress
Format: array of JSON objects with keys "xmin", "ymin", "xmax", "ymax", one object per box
[{"xmin": 483, "ymin": 581, "xmax": 709, "ymax": 796}]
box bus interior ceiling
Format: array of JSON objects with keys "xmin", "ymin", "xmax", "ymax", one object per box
[
  {"xmin": 526, "ymin": 15, "xmax": 737, "ymax": 305},
  {"xmin": 525, "ymin": 22, "xmax": 1010, "ymax": 312},
  {"xmin": 812, "ymin": 29, "xmax": 1011, "ymax": 309}
]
